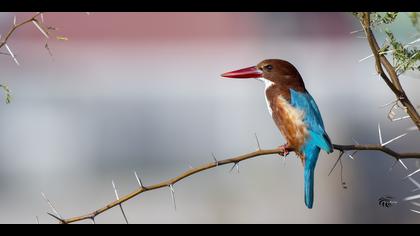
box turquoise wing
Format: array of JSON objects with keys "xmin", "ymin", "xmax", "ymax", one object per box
[{"xmin": 290, "ymin": 89, "xmax": 333, "ymax": 153}]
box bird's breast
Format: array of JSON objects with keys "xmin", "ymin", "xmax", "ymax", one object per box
[{"xmin": 270, "ymin": 95, "xmax": 309, "ymax": 152}]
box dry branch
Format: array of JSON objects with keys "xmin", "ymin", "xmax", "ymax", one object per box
[
  {"xmin": 58, "ymin": 143, "xmax": 420, "ymax": 224},
  {"xmin": 0, "ymin": 12, "xmax": 49, "ymax": 103}
]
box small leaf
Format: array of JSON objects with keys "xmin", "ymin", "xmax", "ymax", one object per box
[
  {"xmin": 409, "ymin": 12, "xmax": 420, "ymax": 31},
  {"xmin": 56, "ymin": 36, "xmax": 68, "ymax": 41},
  {"xmin": 0, "ymin": 84, "xmax": 12, "ymax": 104}
]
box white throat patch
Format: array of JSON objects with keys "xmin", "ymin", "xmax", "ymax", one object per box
[{"xmin": 256, "ymin": 78, "xmax": 274, "ymax": 116}]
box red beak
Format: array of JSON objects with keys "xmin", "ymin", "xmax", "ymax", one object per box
[{"xmin": 221, "ymin": 66, "xmax": 263, "ymax": 79}]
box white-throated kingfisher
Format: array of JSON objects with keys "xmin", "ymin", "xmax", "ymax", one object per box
[{"xmin": 221, "ymin": 59, "xmax": 333, "ymax": 209}]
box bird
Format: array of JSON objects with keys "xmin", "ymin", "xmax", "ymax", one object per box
[{"xmin": 221, "ymin": 59, "xmax": 333, "ymax": 209}]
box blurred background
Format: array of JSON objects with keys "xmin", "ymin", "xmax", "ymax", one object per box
[{"xmin": 0, "ymin": 12, "xmax": 419, "ymax": 224}]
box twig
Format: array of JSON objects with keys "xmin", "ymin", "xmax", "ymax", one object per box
[
  {"xmin": 0, "ymin": 13, "xmax": 43, "ymax": 50},
  {"xmin": 333, "ymin": 144, "xmax": 420, "ymax": 160}
]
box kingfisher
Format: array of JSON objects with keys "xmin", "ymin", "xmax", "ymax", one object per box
[{"xmin": 221, "ymin": 59, "xmax": 333, "ymax": 209}]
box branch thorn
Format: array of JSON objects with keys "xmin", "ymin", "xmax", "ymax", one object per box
[
  {"xmin": 399, "ymin": 159, "xmax": 409, "ymax": 170},
  {"xmin": 254, "ymin": 132, "xmax": 261, "ymax": 150},
  {"xmin": 41, "ymin": 192, "xmax": 62, "ymax": 220},
  {"xmin": 169, "ymin": 184, "xmax": 176, "ymax": 211},
  {"xmin": 410, "ymin": 209, "xmax": 420, "ymax": 214},
  {"xmin": 112, "ymin": 180, "xmax": 129, "ymax": 224},
  {"xmin": 32, "ymin": 20, "xmax": 49, "ymax": 39},
  {"xmin": 404, "ymin": 168, "xmax": 420, "ymax": 179},
  {"xmin": 404, "ymin": 194, "xmax": 420, "ymax": 201},
  {"xmin": 5, "ymin": 44, "xmax": 19, "ymax": 66},
  {"xmin": 211, "ymin": 153, "xmax": 218, "ymax": 166},
  {"xmin": 230, "ymin": 162, "xmax": 240, "ymax": 173},
  {"xmin": 134, "ymin": 171, "xmax": 144, "ymax": 188},
  {"xmin": 47, "ymin": 212, "xmax": 65, "ymax": 224},
  {"xmin": 408, "ymin": 177, "xmax": 420, "ymax": 192},
  {"xmin": 329, "ymin": 151, "xmax": 344, "ymax": 176},
  {"xmin": 378, "ymin": 123, "xmax": 383, "ymax": 145},
  {"xmin": 346, "ymin": 150, "xmax": 358, "ymax": 160}
]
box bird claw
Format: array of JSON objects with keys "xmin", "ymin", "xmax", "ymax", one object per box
[{"xmin": 278, "ymin": 144, "xmax": 291, "ymax": 157}]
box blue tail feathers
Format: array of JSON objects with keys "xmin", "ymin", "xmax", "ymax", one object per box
[
  {"xmin": 304, "ymin": 165, "xmax": 315, "ymax": 209},
  {"xmin": 303, "ymin": 144, "xmax": 320, "ymax": 209}
]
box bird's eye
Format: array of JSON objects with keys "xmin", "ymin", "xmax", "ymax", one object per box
[{"xmin": 265, "ymin": 65, "xmax": 273, "ymax": 71}]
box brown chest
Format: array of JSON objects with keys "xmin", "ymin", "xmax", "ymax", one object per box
[{"xmin": 267, "ymin": 93, "xmax": 308, "ymax": 152}]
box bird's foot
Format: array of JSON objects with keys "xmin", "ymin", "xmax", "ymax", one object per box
[{"xmin": 278, "ymin": 144, "xmax": 291, "ymax": 157}]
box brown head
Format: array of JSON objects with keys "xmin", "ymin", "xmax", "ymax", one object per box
[{"xmin": 221, "ymin": 59, "xmax": 306, "ymax": 95}]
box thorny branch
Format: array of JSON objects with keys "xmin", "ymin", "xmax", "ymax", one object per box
[
  {"xmin": 360, "ymin": 12, "xmax": 420, "ymax": 130},
  {"xmin": 0, "ymin": 12, "xmax": 47, "ymax": 104},
  {"xmin": 56, "ymin": 143, "xmax": 420, "ymax": 224},
  {"xmin": 0, "ymin": 12, "xmax": 72, "ymax": 104},
  {"xmin": 0, "ymin": 12, "xmax": 43, "ymax": 50},
  {"xmin": 333, "ymin": 144, "xmax": 420, "ymax": 160}
]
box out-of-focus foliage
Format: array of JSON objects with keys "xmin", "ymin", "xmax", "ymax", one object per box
[
  {"xmin": 0, "ymin": 84, "xmax": 11, "ymax": 104},
  {"xmin": 409, "ymin": 12, "xmax": 420, "ymax": 31}
]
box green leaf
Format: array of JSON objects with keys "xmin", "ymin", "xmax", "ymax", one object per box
[
  {"xmin": 0, "ymin": 84, "xmax": 12, "ymax": 104},
  {"xmin": 409, "ymin": 12, "xmax": 420, "ymax": 30}
]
